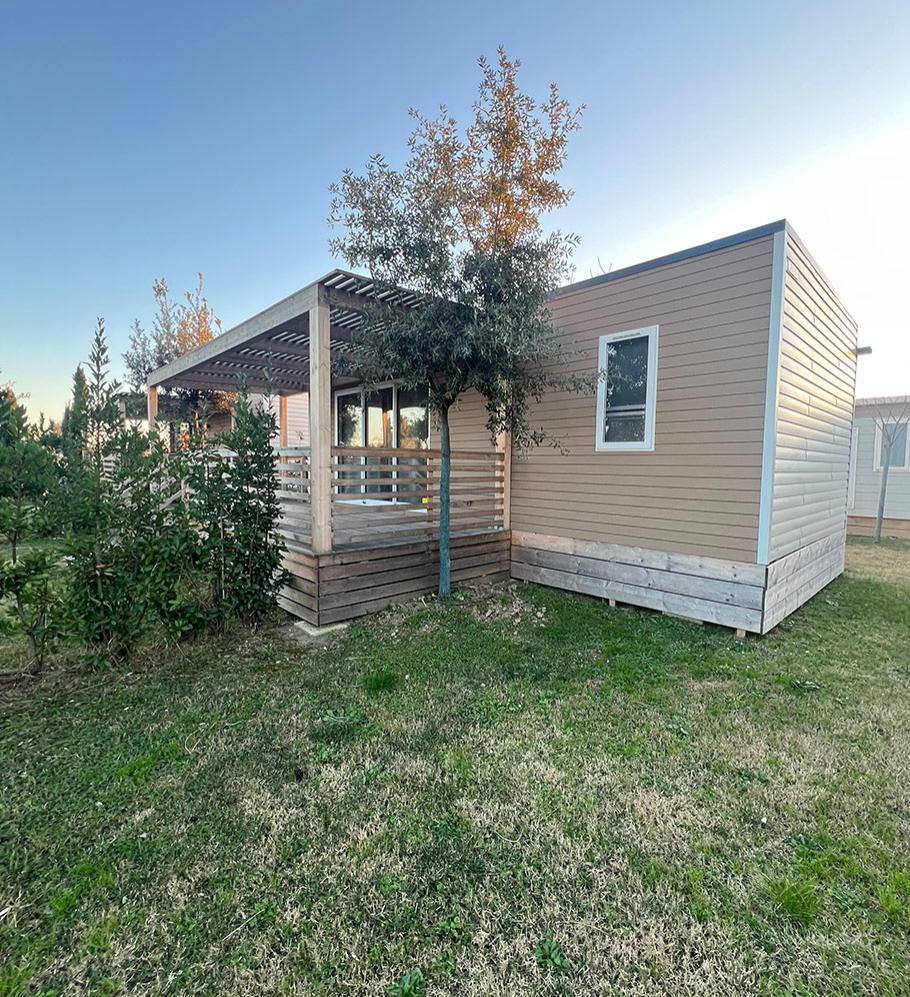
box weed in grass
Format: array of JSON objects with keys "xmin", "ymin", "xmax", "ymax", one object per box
[
  {"xmin": 310, "ymin": 706, "xmax": 379, "ymax": 744},
  {"xmin": 437, "ymin": 746, "xmax": 476, "ymax": 783},
  {"xmin": 362, "ymin": 763, "xmax": 388, "ymax": 785},
  {"xmin": 115, "ymin": 738, "xmax": 183, "ymax": 782},
  {"xmin": 768, "ymin": 877, "xmax": 822, "ymax": 926},
  {"xmin": 388, "ymin": 968, "xmax": 425, "ymax": 996},
  {"xmin": 363, "ymin": 668, "xmax": 400, "ymax": 694},
  {"xmin": 535, "ymin": 938, "xmax": 569, "ymax": 973},
  {"xmin": 459, "ymin": 692, "xmax": 510, "ymax": 724},
  {"xmin": 432, "ymin": 914, "xmax": 466, "ymax": 941}
]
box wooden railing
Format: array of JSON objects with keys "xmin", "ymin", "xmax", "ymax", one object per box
[
  {"xmin": 330, "ymin": 446, "xmax": 505, "ymax": 549},
  {"xmin": 276, "ymin": 447, "xmax": 312, "ymax": 548},
  {"xmin": 105, "ymin": 442, "xmax": 503, "ymax": 553}
]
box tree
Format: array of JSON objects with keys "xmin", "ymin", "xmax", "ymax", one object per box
[
  {"xmin": 61, "ymin": 365, "xmax": 89, "ymax": 457},
  {"xmin": 0, "ymin": 379, "xmax": 61, "ymax": 673},
  {"xmin": 869, "ymin": 397, "xmax": 910, "ymax": 542},
  {"xmin": 329, "ymin": 49, "xmax": 585, "ymax": 595},
  {"xmin": 65, "ymin": 320, "xmax": 139, "ymax": 662},
  {"xmin": 123, "ymin": 273, "xmax": 228, "ymax": 442}
]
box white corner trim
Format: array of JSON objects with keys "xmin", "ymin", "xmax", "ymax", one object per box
[
  {"xmin": 757, "ymin": 229, "xmax": 787, "ymax": 565},
  {"xmin": 594, "ymin": 325, "xmax": 659, "ymax": 452}
]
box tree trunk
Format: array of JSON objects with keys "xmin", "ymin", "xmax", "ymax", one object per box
[
  {"xmin": 873, "ymin": 439, "xmax": 893, "ymax": 543},
  {"xmin": 437, "ymin": 403, "xmax": 452, "ymax": 597}
]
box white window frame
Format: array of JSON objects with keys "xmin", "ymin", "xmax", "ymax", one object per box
[
  {"xmin": 873, "ymin": 421, "xmax": 910, "ymax": 472},
  {"xmin": 594, "ymin": 325, "xmax": 659, "ymax": 452}
]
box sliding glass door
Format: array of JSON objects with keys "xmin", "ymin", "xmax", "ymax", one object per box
[{"xmin": 335, "ymin": 384, "xmax": 430, "ymax": 499}]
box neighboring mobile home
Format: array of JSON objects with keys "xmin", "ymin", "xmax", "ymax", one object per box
[
  {"xmin": 146, "ymin": 219, "xmax": 858, "ymax": 634},
  {"xmin": 848, "ymin": 396, "xmax": 910, "ymax": 540}
]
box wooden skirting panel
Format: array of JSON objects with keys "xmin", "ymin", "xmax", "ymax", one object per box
[
  {"xmin": 510, "ymin": 530, "xmax": 846, "ymax": 634},
  {"xmin": 510, "ymin": 530, "xmax": 766, "ymax": 633},
  {"xmin": 281, "ymin": 527, "xmax": 845, "ymax": 634},
  {"xmin": 279, "ymin": 530, "xmax": 511, "ymax": 627},
  {"xmin": 762, "ymin": 533, "xmax": 845, "ymax": 633},
  {"xmin": 848, "ymin": 515, "xmax": 910, "ymax": 541}
]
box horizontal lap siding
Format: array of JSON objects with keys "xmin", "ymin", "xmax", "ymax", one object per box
[
  {"xmin": 848, "ymin": 516, "xmax": 910, "ymax": 540},
  {"xmin": 441, "ymin": 389, "xmax": 501, "ymax": 452},
  {"xmin": 849, "ymin": 413, "xmax": 910, "ymax": 520},
  {"xmin": 510, "ymin": 236, "xmax": 774, "ymax": 562},
  {"xmin": 287, "ymin": 393, "xmax": 309, "ymax": 445},
  {"xmin": 769, "ymin": 235, "xmax": 858, "ymax": 560}
]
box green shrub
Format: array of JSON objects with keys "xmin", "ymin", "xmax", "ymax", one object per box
[
  {"xmin": 187, "ymin": 387, "xmax": 287, "ymax": 629},
  {"xmin": 0, "ymin": 377, "xmax": 64, "ymax": 672}
]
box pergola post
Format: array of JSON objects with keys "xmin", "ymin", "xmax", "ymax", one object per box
[
  {"xmin": 279, "ymin": 396, "xmax": 289, "ymax": 448},
  {"xmin": 147, "ymin": 386, "xmax": 158, "ymax": 432},
  {"xmin": 498, "ymin": 431, "xmax": 512, "ymax": 531},
  {"xmin": 308, "ymin": 300, "xmax": 332, "ymax": 554}
]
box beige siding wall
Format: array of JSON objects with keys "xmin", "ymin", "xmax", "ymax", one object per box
[
  {"xmin": 442, "ymin": 389, "xmax": 500, "ymax": 452},
  {"xmin": 509, "ymin": 235, "xmax": 775, "ymax": 562},
  {"xmin": 286, "ymin": 393, "xmax": 310, "ymax": 446},
  {"xmin": 250, "ymin": 392, "xmax": 309, "ymax": 447},
  {"xmin": 768, "ymin": 234, "xmax": 857, "ymax": 561}
]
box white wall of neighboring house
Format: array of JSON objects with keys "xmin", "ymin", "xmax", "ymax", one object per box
[
  {"xmin": 249, "ymin": 392, "xmax": 310, "ymax": 447},
  {"xmin": 849, "ymin": 411, "xmax": 910, "ymax": 524}
]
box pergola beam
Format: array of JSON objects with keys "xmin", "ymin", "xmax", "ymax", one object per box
[{"xmin": 148, "ymin": 282, "xmax": 319, "ymax": 388}]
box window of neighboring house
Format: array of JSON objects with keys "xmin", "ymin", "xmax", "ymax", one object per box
[
  {"xmin": 595, "ymin": 326, "xmax": 659, "ymax": 451},
  {"xmin": 876, "ymin": 422, "xmax": 910, "ymax": 470}
]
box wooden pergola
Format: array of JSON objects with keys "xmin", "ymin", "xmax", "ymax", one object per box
[{"xmin": 147, "ymin": 270, "xmax": 423, "ymax": 555}]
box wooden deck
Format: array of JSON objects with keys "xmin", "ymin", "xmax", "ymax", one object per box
[
  {"xmin": 279, "ymin": 530, "xmax": 511, "ymax": 627},
  {"xmin": 276, "ymin": 445, "xmax": 509, "ymax": 625}
]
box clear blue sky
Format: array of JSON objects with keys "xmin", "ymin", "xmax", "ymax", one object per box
[{"xmin": 2, "ymin": 0, "xmax": 909, "ymax": 419}]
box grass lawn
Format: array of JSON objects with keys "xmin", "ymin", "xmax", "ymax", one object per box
[{"xmin": 2, "ymin": 538, "xmax": 909, "ymax": 996}]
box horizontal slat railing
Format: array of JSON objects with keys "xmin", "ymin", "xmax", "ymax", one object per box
[
  {"xmin": 276, "ymin": 447, "xmax": 312, "ymax": 548},
  {"xmin": 331, "ymin": 446, "xmax": 505, "ymax": 549}
]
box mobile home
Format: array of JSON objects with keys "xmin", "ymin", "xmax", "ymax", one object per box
[
  {"xmin": 147, "ymin": 219, "xmax": 858, "ymax": 634},
  {"xmin": 848, "ymin": 396, "xmax": 910, "ymax": 540}
]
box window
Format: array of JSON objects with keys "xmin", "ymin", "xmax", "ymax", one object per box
[
  {"xmin": 397, "ymin": 386, "xmax": 431, "ymax": 450},
  {"xmin": 334, "ymin": 385, "xmax": 431, "ymax": 499},
  {"xmin": 875, "ymin": 422, "xmax": 910, "ymax": 471},
  {"xmin": 595, "ymin": 326, "xmax": 658, "ymax": 451},
  {"xmin": 335, "ymin": 385, "xmax": 430, "ymax": 449}
]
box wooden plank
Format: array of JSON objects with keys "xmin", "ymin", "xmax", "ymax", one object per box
[
  {"xmin": 511, "ymin": 560, "xmax": 762, "ymax": 632},
  {"xmin": 319, "ymin": 572, "xmax": 437, "ymax": 611},
  {"xmin": 766, "ymin": 532, "xmax": 844, "ymax": 588},
  {"xmin": 762, "ymin": 551, "xmax": 843, "ymax": 633},
  {"xmin": 511, "ymin": 530, "xmax": 766, "ymax": 586},
  {"xmin": 511, "ymin": 544, "xmax": 764, "ymax": 610},
  {"xmin": 763, "ymin": 543, "xmax": 845, "ymax": 621},
  {"xmin": 320, "ymin": 560, "xmax": 435, "ymax": 597},
  {"xmin": 334, "ymin": 446, "xmax": 502, "ymax": 461},
  {"xmin": 278, "ymin": 595, "xmax": 317, "ymax": 625}
]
